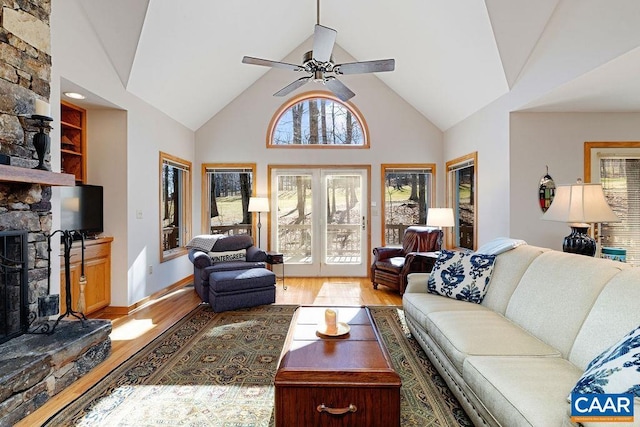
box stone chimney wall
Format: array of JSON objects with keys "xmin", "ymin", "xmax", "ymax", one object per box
[{"xmin": 0, "ymin": 0, "xmax": 54, "ymax": 321}]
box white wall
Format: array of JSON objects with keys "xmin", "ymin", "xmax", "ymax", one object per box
[
  {"xmin": 195, "ymin": 42, "xmax": 443, "ymax": 250},
  {"xmin": 510, "ymin": 112, "xmax": 640, "ymax": 250},
  {"xmin": 51, "ymin": 0, "xmax": 195, "ymax": 306}
]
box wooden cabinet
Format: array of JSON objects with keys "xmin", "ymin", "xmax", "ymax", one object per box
[
  {"xmin": 60, "ymin": 100, "xmax": 86, "ymax": 184},
  {"xmin": 60, "ymin": 237, "xmax": 112, "ymax": 315}
]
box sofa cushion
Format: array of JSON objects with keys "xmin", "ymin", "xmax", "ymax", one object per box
[
  {"xmin": 463, "ymin": 356, "xmax": 582, "ymax": 427},
  {"xmin": 209, "ymin": 249, "xmax": 246, "ymax": 263},
  {"xmin": 571, "ymin": 325, "xmax": 640, "ymax": 397},
  {"xmin": 427, "ymin": 310, "xmax": 561, "ymax": 374},
  {"xmin": 403, "ymin": 292, "xmax": 488, "ymax": 334},
  {"xmin": 209, "ymin": 261, "xmax": 265, "ymax": 272},
  {"xmin": 374, "ymin": 257, "xmax": 406, "ymax": 273},
  {"xmin": 505, "ymin": 251, "xmax": 627, "ymax": 358},
  {"xmin": 480, "ymin": 245, "xmax": 548, "ymax": 314},
  {"xmin": 212, "ymin": 234, "xmax": 254, "ymax": 251},
  {"xmin": 427, "ymin": 250, "xmax": 496, "ymax": 303},
  {"xmin": 209, "ymin": 268, "xmax": 275, "ymax": 293},
  {"xmin": 569, "ymin": 268, "xmax": 640, "ymax": 369}
]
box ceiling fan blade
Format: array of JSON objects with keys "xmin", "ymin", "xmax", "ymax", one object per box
[
  {"xmin": 274, "ymin": 76, "xmax": 311, "ymax": 97},
  {"xmin": 312, "ymin": 24, "xmax": 337, "ymax": 62},
  {"xmin": 335, "ymin": 59, "xmax": 395, "ymax": 75},
  {"xmin": 324, "ymin": 78, "xmax": 355, "ymax": 102},
  {"xmin": 242, "ymin": 56, "xmax": 302, "ymax": 71}
]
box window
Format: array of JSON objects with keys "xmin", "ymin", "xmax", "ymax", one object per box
[
  {"xmin": 160, "ymin": 152, "xmax": 192, "ymax": 262},
  {"xmin": 585, "ymin": 142, "xmax": 640, "ymax": 266},
  {"xmin": 202, "ymin": 164, "xmax": 256, "ymax": 236},
  {"xmin": 381, "ymin": 164, "xmax": 435, "ymax": 245},
  {"xmin": 446, "ymin": 152, "xmax": 477, "ymax": 250},
  {"xmin": 268, "ymin": 91, "xmax": 369, "ymax": 147}
]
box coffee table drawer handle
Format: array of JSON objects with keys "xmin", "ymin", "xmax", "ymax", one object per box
[{"xmin": 317, "ymin": 403, "xmax": 357, "ymax": 415}]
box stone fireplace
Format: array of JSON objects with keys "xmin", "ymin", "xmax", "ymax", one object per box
[
  {"xmin": 0, "ymin": 230, "xmax": 28, "ymax": 344},
  {"xmin": 0, "ymin": 3, "xmax": 112, "ymax": 424}
]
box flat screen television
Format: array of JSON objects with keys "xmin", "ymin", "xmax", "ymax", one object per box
[{"xmin": 60, "ymin": 185, "xmax": 104, "ymax": 236}]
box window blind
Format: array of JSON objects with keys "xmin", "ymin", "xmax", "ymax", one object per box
[
  {"xmin": 600, "ymin": 158, "xmax": 640, "ymax": 266},
  {"xmin": 447, "ymin": 160, "xmax": 474, "ymax": 173}
]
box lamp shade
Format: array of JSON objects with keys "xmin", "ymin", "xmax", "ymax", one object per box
[
  {"xmin": 426, "ymin": 208, "xmax": 455, "ymax": 227},
  {"xmin": 541, "ymin": 182, "xmax": 618, "ymax": 224},
  {"xmin": 248, "ymin": 197, "xmax": 270, "ymax": 213}
]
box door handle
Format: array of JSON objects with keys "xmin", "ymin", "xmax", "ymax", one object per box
[{"xmin": 362, "ymin": 216, "xmax": 366, "ymax": 230}]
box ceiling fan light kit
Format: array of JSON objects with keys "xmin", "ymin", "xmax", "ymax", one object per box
[{"xmin": 242, "ymin": 1, "xmax": 395, "ymax": 102}]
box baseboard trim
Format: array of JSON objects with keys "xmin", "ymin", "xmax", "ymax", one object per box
[{"xmin": 99, "ymin": 275, "xmax": 194, "ymax": 316}]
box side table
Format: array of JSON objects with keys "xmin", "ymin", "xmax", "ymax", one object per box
[{"xmin": 266, "ymin": 251, "xmax": 286, "ymax": 290}]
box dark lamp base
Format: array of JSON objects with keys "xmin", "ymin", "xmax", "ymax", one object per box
[{"xmin": 562, "ymin": 225, "xmax": 596, "ymax": 257}]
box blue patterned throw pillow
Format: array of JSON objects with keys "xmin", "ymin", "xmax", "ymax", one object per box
[
  {"xmin": 427, "ymin": 250, "xmax": 496, "ymax": 304},
  {"xmin": 571, "ymin": 325, "xmax": 640, "ymax": 398}
]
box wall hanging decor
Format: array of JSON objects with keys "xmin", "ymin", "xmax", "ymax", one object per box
[{"xmin": 539, "ymin": 166, "xmax": 555, "ymax": 212}]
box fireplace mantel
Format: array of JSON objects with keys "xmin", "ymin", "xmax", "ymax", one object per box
[{"xmin": 0, "ymin": 164, "xmax": 75, "ymax": 186}]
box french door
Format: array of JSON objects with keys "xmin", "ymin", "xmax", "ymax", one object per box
[{"xmin": 270, "ymin": 167, "xmax": 369, "ymax": 276}]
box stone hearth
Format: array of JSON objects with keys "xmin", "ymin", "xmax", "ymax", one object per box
[{"xmin": 0, "ymin": 319, "xmax": 111, "ymax": 425}]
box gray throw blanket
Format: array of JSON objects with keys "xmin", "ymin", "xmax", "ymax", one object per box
[{"xmin": 186, "ymin": 234, "xmax": 224, "ymax": 252}]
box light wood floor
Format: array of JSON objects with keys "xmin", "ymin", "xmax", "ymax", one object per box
[{"xmin": 17, "ymin": 277, "xmax": 401, "ymax": 426}]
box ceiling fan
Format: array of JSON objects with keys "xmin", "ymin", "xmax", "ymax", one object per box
[{"xmin": 241, "ymin": 0, "xmax": 395, "ymax": 102}]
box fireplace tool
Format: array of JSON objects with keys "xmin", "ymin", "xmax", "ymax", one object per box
[
  {"xmin": 77, "ymin": 233, "xmax": 87, "ymax": 313},
  {"xmin": 45, "ymin": 229, "xmax": 87, "ymax": 334}
]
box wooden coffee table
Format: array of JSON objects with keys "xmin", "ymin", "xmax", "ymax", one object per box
[{"xmin": 274, "ymin": 306, "xmax": 401, "ymax": 426}]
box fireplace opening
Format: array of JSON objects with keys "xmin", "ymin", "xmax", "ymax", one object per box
[{"xmin": 0, "ymin": 230, "xmax": 28, "ymax": 344}]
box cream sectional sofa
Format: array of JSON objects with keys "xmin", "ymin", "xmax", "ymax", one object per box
[{"xmin": 403, "ymin": 244, "xmax": 640, "ymax": 427}]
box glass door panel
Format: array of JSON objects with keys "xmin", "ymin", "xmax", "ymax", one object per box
[{"xmin": 272, "ymin": 168, "xmax": 368, "ymax": 277}]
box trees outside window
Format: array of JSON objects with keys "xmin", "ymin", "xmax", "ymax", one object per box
[
  {"xmin": 585, "ymin": 142, "xmax": 640, "ymax": 266},
  {"xmin": 202, "ymin": 164, "xmax": 255, "ymax": 236},
  {"xmin": 160, "ymin": 152, "xmax": 191, "ymax": 262},
  {"xmin": 381, "ymin": 164, "xmax": 435, "ymax": 245},
  {"xmin": 268, "ymin": 92, "xmax": 368, "ymax": 147},
  {"xmin": 446, "ymin": 153, "xmax": 477, "ymax": 250}
]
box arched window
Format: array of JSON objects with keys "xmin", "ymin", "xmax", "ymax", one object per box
[{"xmin": 268, "ymin": 91, "xmax": 369, "ymax": 148}]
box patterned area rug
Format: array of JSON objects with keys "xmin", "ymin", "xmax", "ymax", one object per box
[{"xmin": 45, "ymin": 305, "xmax": 472, "ymax": 426}]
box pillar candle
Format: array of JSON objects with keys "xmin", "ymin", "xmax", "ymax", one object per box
[
  {"xmin": 35, "ymin": 99, "xmax": 50, "ymax": 117},
  {"xmin": 325, "ymin": 308, "xmax": 337, "ymax": 333}
]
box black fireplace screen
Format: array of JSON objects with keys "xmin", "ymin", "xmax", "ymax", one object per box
[{"xmin": 0, "ymin": 230, "xmax": 28, "ymax": 344}]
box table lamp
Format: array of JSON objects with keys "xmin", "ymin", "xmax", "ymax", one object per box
[
  {"xmin": 248, "ymin": 197, "xmax": 270, "ymax": 248},
  {"xmin": 541, "ymin": 179, "xmax": 619, "ymax": 256},
  {"xmin": 426, "ymin": 208, "xmax": 455, "ymax": 250}
]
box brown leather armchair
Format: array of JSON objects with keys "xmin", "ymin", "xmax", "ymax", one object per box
[{"xmin": 371, "ymin": 226, "xmax": 441, "ymax": 295}]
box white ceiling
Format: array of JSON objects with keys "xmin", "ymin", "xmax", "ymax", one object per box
[{"xmin": 74, "ymin": 0, "xmax": 640, "ymax": 132}]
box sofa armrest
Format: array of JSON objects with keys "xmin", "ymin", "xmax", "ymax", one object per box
[
  {"xmin": 405, "ymin": 273, "xmax": 430, "ymax": 294},
  {"xmin": 246, "ymin": 245, "xmax": 267, "ymax": 262},
  {"xmin": 189, "ymin": 249, "xmax": 212, "ymax": 269},
  {"xmin": 372, "ymin": 246, "xmax": 404, "ymax": 261}
]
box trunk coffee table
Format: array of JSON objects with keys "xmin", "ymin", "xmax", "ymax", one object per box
[{"xmin": 274, "ymin": 306, "xmax": 401, "ymax": 426}]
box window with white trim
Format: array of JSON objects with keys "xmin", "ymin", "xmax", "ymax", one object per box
[
  {"xmin": 586, "ymin": 142, "xmax": 640, "ymax": 266},
  {"xmin": 381, "ymin": 164, "xmax": 434, "ymax": 245},
  {"xmin": 446, "ymin": 152, "xmax": 477, "ymax": 250},
  {"xmin": 268, "ymin": 92, "xmax": 368, "ymax": 147},
  {"xmin": 160, "ymin": 152, "xmax": 191, "ymax": 262},
  {"xmin": 202, "ymin": 164, "xmax": 255, "ymax": 236}
]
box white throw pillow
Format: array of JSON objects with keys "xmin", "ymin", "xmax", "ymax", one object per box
[
  {"xmin": 208, "ymin": 249, "xmax": 247, "ymax": 263},
  {"xmin": 427, "ymin": 250, "xmax": 496, "ymax": 304},
  {"xmin": 570, "ymin": 325, "xmax": 640, "ymax": 398}
]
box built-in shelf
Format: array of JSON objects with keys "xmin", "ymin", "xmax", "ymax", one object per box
[{"xmin": 0, "ymin": 164, "xmax": 75, "ymax": 186}]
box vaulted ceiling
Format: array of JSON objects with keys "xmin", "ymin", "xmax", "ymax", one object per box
[{"xmin": 75, "ymin": 0, "xmax": 640, "ymax": 131}]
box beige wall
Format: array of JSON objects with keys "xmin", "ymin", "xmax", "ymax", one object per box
[
  {"xmin": 52, "ymin": 1, "xmax": 195, "ymax": 306},
  {"xmin": 510, "ymin": 112, "xmax": 640, "ymax": 250},
  {"xmin": 195, "ymin": 42, "xmax": 443, "ymax": 250}
]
